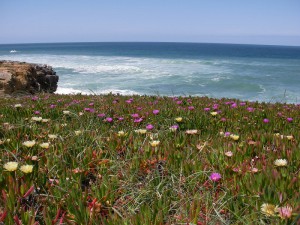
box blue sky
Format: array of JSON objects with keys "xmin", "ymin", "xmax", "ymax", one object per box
[{"xmin": 0, "ymin": 0, "xmax": 299, "ymax": 45}]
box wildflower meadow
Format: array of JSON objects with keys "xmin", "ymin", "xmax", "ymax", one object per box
[{"xmin": 0, "ymin": 94, "xmax": 299, "ymax": 224}]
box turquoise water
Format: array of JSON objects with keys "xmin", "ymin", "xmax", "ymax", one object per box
[{"xmin": 0, "ymin": 42, "xmax": 300, "ymax": 103}]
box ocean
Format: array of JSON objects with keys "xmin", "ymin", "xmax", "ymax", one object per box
[{"xmin": 0, "ymin": 42, "xmax": 300, "ymax": 103}]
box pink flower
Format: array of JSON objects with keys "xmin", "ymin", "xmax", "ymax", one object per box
[
  {"xmin": 188, "ymin": 106, "xmax": 195, "ymax": 110},
  {"xmin": 97, "ymin": 113, "xmax": 106, "ymax": 118},
  {"xmin": 118, "ymin": 117, "xmax": 124, "ymax": 121},
  {"xmin": 50, "ymin": 104, "xmax": 56, "ymax": 109},
  {"xmin": 131, "ymin": 113, "xmax": 139, "ymax": 118},
  {"xmin": 277, "ymin": 205, "xmax": 293, "ymax": 219},
  {"xmin": 31, "ymin": 96, "xmax": 39, "ymax": 101},
  {"xmin": 204, "ymin": 108, "xmax": 210, "ymax": 111},
  {"xmin": 146, "ymin": 124, "xmax": 154, "ymax": 130},
  {"xmin": 89, "ymin": 103, "xmax": 94, "ymax": 106},
  {"xmin": 134, "ymin": 118, "xmax": 143, "ymax": 123},
  {"xmin": 263, "ymin": 118, "xmax": 269, "ymax": 123},
  {"xmin": 287, "ymin": 118, "xmax": 293, "ymax": 122},
  {"xmin": 209, "ymin": 172, "xmax": 221, "ymax": 182},
  {"xmin": 34, "ymin": 111, "xmax": 40, "ymax": 115},
  {"xmin": 106, "ymin": 117, "xmax": 113, "ymax": 123},
  {"xmin": 247, "ymin": 107, "xmax": 254, "ymax": 112},
  {"xmin": 240, "ymin": 102, "xmax": 246, "ymax": 106},
  {"xmin": 153, "ymin": 109, "xmax": 160, "ymax": 115}
]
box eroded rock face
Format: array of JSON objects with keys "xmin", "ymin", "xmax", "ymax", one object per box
[{"xmin": 0, "ymin": 60, "xmax": 59, "ymax": 96}]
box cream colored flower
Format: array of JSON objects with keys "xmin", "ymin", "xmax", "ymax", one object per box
[
  {"xmin": 135, "ymin": 129, "xmax": 147, "ymax": 134},
  {"xmin": 20, "ymin": 165, "xmax": 34, "ymax": 173},
  {"xmin": 185, "ymin": 129, "xmax": 198, "ymax": 134},
  {"xmin": 175, "ymin": 117, "xmax": 183, "ymax": 122},
  {"xmin": 261, "ymin": 203, "xmax": 277, "ymax": 216},
  {"xmin": 0, "ymin": 140, "xmax": 3, "ymax": 145},
  {"xmin": 118, "ymin": 131, "xmax": 125, "ymax": 137},
  {"xmin": 210, "ymin": 112, "xmax": 218, "ymax": 116},
  {"xmin": 75, "ymin": 130, "xmax": 82, "ymax": 135},
  {"xmin": 23, "ymin": 140, "xmax": 36, "ymax": 147},
  {"xmin": 14, "ymin": 104, "xmax": 22, "ymax": 108},
  {"xmin": 274, "ymin": 159, "xmax": 287, "ymax": 167},
  {"xmin": 40, "ymin": 142, "xmax": 50, "ymax": 149},
  {"xmin": 42, "ymin": 119, "xmax": 50, "ymax": 123},
  {"xmin": 31, "ymin": 156, "xmax": 38, "ymax": 161},
  {"xmin": 286, "ymin": 135, "xmax": 293, "ymax": 140},
  {"xmin": 48, "ymin": 134, "xmax": 58, "ymax": 139},
  {"xmin": 230, "ymin": 134, "xmax": 239, "ymax": 141},
  {"xmin": 3, "ymin": 161, "xmax": 18, "ymax": 171},
  {"xmin": 150, "ymin": 140, "xmax": 160, "ymax": 147},
  {"xmin": 31, "ymin": 117, "xmax": 43, "ymax": 122},
  {"xmin": 63, "ymin": 110, "xmax": 70, "ymax": 115},
  {"xmin": 225, "ymin": 151, "xmax": 233, "ymax": 157}
]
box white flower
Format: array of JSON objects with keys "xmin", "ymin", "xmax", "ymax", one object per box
[
  {"xmin": 23, "ymin": 140, "xmax": 36, "ymax": 147},
  {"xmin": 63, "ymin": 110, "xmax": 70, "ymax": 115},
  {"xmin": 20, "ymin": 165, "xmax": 34, "ymax": 173},
  {"xmin": 274, "ymin": 159, "xmax": 287, "ymax": 167},
  {"xmin": 31, "ymin": 117, "xmax": 43, "ymax": 122},
  {"xmin": 42, "ymin": 119, "xmax": 50, "ymax": 123},
  {"xmin": 14, "ymin": 104, "xmax": 22, "ymax": 108},
  {"xmin": 118, "ymin": 131, "xmax": 125, "ymax": 137},
  {"xmin": 48, "ymin": 134, "xmax": 58, "ymax": 139},
  {"xmin": 3, "ymin": 161, "xmax": 18, "ymax": 171},
  {"xmin": 185, "ymin": 129, "xmax": 198, "ymax": 134},
  {"xmin": 135, "ymin": 129, "xmax": 147, "ymax": 134}
]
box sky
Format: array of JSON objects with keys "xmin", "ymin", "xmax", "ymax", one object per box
[{"xmin": 0, "ymin": 0, "xmax": 300, "ymax": 46}]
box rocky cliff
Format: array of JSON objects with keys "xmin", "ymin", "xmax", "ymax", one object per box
[{"xmin": 0, "ymin": 60, "xmax": 59, "ymax": 96}]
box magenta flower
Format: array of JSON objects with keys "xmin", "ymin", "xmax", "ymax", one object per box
[
  {"xmin": 209, "ymin": 172, "xmax": 221, "ymax": 182},
  {"xmin": 204, "ymin": 108, "xmax": 210, "ymax": 111},
  {"xmin": 231, "ymin": 103, "xmax": 237, "ymax": 108},
  {"xmin": 287, "ymin": 117, "xmax": 293, "ymax": 122},
  {"xmin": 247, "ymin": 107, "xmax": 254, "ymax": 112},
  {"xmin": 97, "ymin": 113, "xmax": 106, "ymax": 118},
  {"xmin": 220, "ymin": 117, "xmax": 226, "ymax": 122},
  {"xmin": 89, "ymin": 103, "xmax": 94, "ymax": 106},
  {"xmin": 146, "ymin": 124, "xmax": 154, "ymax": 130},
  {"xmin": 50, "ymin": 104, "xmax": 56, "ymax": 109},
  {"xmin": 263, "ymin": 118, "xmax": 269, "ymax": 123},
  {"xmin": 213, "ymin": 104, "xmax": 219, "ymax": 109},
  {"xmin": 137, "ymin": 107, "xmax": 143, "ymax": 111},
  {"xmin": 106, "ymin": 117, "xmax": 113, "ymax": 123},
  {"xmin": 176, "ymin": 101, "xmax": 182, "ymax": 105},
  {"xmin": 224, "ymin": 132, "xmax": 231, "ymax": 137},
  {"xmin": 118, "ymin": 117, "xmax": 124, "ymax": 121},
  {"xmin": 84, "ymin": 108, "xmax": 90, "ymax": 112},
  {"xmin": 31, "ymin": 96, "xmax": 39, "ymax": 101},
  {"xmin": 134, "ymin": 118, "xmax": 143, "ymax": 123},
  {"xmin": 153, "ymin": 109, "xmax": 160, "ymax": 115},
  {"xmin": 131, "ymin": 113, "xmax": 139, "ymax": 118},
  {"xmin": 34, "ymin": 111, "xmax": 40, "ymax": 115},
  {"xmin": 188, "ymin": 106, "xmax": 195, "ymax": 110},
  {"xmin": 240, "ymin": 102, "xmax": 246, "ymax": 106}
]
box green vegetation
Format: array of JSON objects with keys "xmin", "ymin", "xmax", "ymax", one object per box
[{"xmin": 0, "ymin": 94, "xmax": 299, "ymax": 224}]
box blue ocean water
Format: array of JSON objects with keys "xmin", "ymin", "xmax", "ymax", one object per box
[{"xmin": 0, "ymin": 42, "xmax": 300, "ymax": 103}]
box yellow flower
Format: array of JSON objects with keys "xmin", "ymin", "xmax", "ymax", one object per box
[
  {"xmin": 118, "ymin": 131, "xmax": 125, "ymax": 137},
  {"xmin": 261, "ymin": 203, "xmax": 277, "ymax": 216},
  {"xmin": 48, "ymin": 134, "xmax": 58, "ymax": 139},
  {"xmin": 210, "ymin": 112, "xmax": 218, "ymax": 116},
  {"xmin": 3, "ymin": 161, "xmax": 18, "ymax": 171},
  {"xmin": 31, "ymin": 117, "xmax": 43, "ymax": 122},
  {"xmin": 274, "ymin": 159, "xmax": 287, "ymax": 167},
  {"xmin": 75, "ymin": 130, "xmax": 82, "ymax": 135},
  {"xmin": 135, "ymin": 129, "xmax": 147, "ymax": 134},
  {"xmin": 150, "ymin": 140, "xmax": 160, "ymax": 147},
  {"xmin": 40, "ymin": 142, "xmax": 50, "ymax": 149},
  {"xmin": 230, "ymin": 134, "xmax": 239, "ymax": 141},
  {"xmin": 286, "ymin": 135, "xmax": 293, "ymax": 140},
  {"xmin": 175, "ymin": 117, "xmax": 183, "ymax": 122},
  {"xmin": 23, "ymin": 140, "xmax": 36, "ymax": 147},
  {"xmin": 20, "ymin": 165, "xmax": 34, "ymax": 173}
]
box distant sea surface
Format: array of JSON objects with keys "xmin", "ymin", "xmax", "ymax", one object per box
[{"xmin": 1, "ymin": 42, "xmax": 300, "ymax": 103}]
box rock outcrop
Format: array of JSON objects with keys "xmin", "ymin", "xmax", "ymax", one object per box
[{"xmin": 0, "ymin": 60, "xmax": 59, "ymax": 96}]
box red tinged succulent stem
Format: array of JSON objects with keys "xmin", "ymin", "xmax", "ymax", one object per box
[
  {"xmin": 13, "ymin": 215, "xmax": 22, "ymax": 225},
  {"xmin": 0, "ymin": 211, "xmax": 7, "ymax": 222},
  {"xmin": 23, "ymin": 185, "xmax": 35, "ymax": 198},
  {"xmin": 52, "ymin": 208, "xmax": 61, "ymax": 225}
]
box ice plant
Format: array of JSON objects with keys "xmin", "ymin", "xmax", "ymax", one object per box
[
  {"xmin": 75, "ymin": 130, "xmax": 82, "ymax": 135},
  {"xmin": 63, "ymin": 110, "xmax": 70, "ymax": 115},
  {"xmin": 117, "ymin": 131, "xmax": 125, "ymax": 137},
  {"xmin": 40, "ymin": 142, "xmax": 50, "ymax": 149},
  {"xmin": 146, "ymin": 124, "xmax": 154, "ymax": 130},
  {"xmin": 150, "ymin": 140, "xmax": 160, "ymax": 147},
  {"xmin": 261, "ymin": 203, "xmax": 277, "ymax": 216},
  {"xmin": 31, "ymin": 117, "xmax": 43, "ymax": 122},
  {"xmin": 225, "ymin": 151, "xmax": 233, "ymax": 157},
  {"xmin": 20, "ymin": 165, "xmax": 34, "ymax": 174},
  {"xmin": 153, "ymin": 109, "xmax": 159, "ymax": 115},
  {"xmin": 169, "ymin": 125, "xmax": 178, "ymax": 132},
  {"xmin": 3, "ymin": 162, "xmax": 18, "ymax": 171},
  {"xmin": 135, "ymin": 129, "xmax": 147, "ymax": 134},
  {"xmin": 209, "ymin": 172, "xmax": 221, "ymax": 182},
  {"xmin": 263, "ymin": 118, "xmax": 269, "ymax": 123},
  {"xmin": 185, "ymin": 129, "xmax": 198, "ymax": 134},
  {"xmin": 286, "ymin": 117, "xmax": 293, "ymax": 122},
  {"xmin": 230, "ymin": 134, "xmax": 239, "ymax": 141},
  {"xmin": 277, "ymin": 205, "xmax": 293, "ymax": 219},
  {"xmin": 48, "ymin": 134, "xmax": 58, "ymax": 139},
  {"xmin": 14, "ymin": 104, "xmax": 22, "ymax": 108},
  {"xmin": 210, "ymin": 112, "xmax": 218, "ymax": 116},
  {"xmin": 274, "ymin": 159, "xmax": 287, "ymax": 167},
  {"xmin": 175, "ymin": 117, "xmax": 182, "ymax": 122},
  {"xmin": 23, "ymin": 140, "xmax": 36, "ymax": 147}
]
